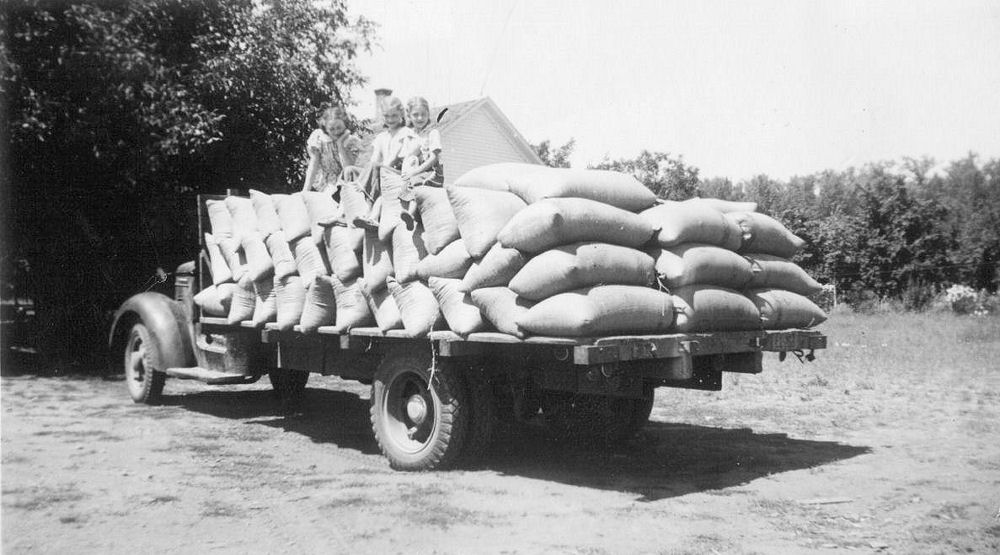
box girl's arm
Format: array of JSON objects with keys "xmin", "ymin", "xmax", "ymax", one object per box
[{"xmin": 302, "ymin": 151, "xmax": 320, "ymax": 192}]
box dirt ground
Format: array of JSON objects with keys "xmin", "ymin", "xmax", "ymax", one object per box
[{"xmin": 3, "ymin": 312, "xmax": 999, "ymax": 554}]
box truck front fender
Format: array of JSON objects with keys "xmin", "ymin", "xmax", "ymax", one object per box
[{"xmin": 108, "ymin": 292, "xmax": 195, "ymax": 372}]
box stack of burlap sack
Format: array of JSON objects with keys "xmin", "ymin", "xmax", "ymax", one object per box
[{"xmin": 194, "ymin": 163, "xmax": 826, "ymax": 338}]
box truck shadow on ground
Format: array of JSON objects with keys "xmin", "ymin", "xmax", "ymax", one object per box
[{"xmin": 166, "ymin": 386, "xmax": 870, "ymax": 502}]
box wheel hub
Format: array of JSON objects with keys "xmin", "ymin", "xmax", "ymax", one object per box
[{"xmin": 405, "ymin": 394, "xmax": 428, "ymax": 425}]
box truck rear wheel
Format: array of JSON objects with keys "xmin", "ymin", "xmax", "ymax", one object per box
[
  {"xmin": 123, "ymin": 322, "xmax": 167, "ymax": 405},
  {"xmin": 370, "ymin": 348, "xmax": 468, "ymax": 470}
]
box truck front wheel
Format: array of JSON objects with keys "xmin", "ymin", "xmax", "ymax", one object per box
[
  {"xmin": 123, "ymin": 322, "xmax": 167, "ymax": 404},
  {"xmin": 370, "ymin": 348, "xmax": 468, "ymax": 470}
]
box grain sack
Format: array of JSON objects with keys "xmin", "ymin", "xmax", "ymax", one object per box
[
  {"xmin": 687, "ymin": 198, "xmax": 757, "ymax": 214},
  {"xmin": 299, "ymin": 275, "xmax": 337, "ymax": 333},
  {"xmin": 225, "ymin": 196, "xmax": 258, "ymax": 244},
  {"xmin": 459, "ymin": 242, "xmax": 528, "ymax": 292},
  {"xmin": 377, "ymin": 169, "xmax": 406, "ymax": 242},
  {"xmin": 241, "ymin": 231, "xmax": 274, "ymax": 282},
  {"xmin": 745, "ymin": 288, "xmax": 826, "ymax": 329},
  {"xmin": 338, "ymin": 181, "xmax": 372, "ymax": 222},
  {"xmin": 265, "ymin": 231, "xmax": 298, "ymax": 280},
  {"xmin": 386, "ymin": 277, "xmax": 443, "ymax": 338},
  {"xmin": 217, "ymin": 236, "xmax": 247, "ymax": 282},
  {"xmin": 227, "ymin": 276, "xmax": 256, "ymax": 324},
  {"xmin": 415, "ymin": 186, "xmax": 460, "ymax": 254},
  {"xmin": 250, "ymin": 190, "xmax": 282, "ymax": 236},
  {"xmin": 671, "ymin": 285, "xmax": 761, "ymax": 332},
  {"xmin": 452, "ymin": 162, "xmax": 546, "ymax": 191},
  {"xmin": 390, "ymin": 221, "xmax": 428, "ymax": 283},
  {"xmin": 274, "ymin": 193, "xmax": 311, "ymax": 241},
  {"xmin": 289, "ymin": 235, "xmax": 329, "ymax": 284},
  {"xmin": 206, "ymin": 199, "xmax": 233, "ymax": 239},
  {"xmin": 301, "ymin": 191, "xmax": 341, "ymax": 244},
  {"xmin": 517, "ymin": 285, "xmax": 675, "ymax": 337},
  {"xmin": 329, "ymin": 275, "xmax": 374, "ymax": 331},
  {"xmin": 204, "ymin": 233, "xmax": 233, "ymax": 285},
  {"xmin": 469, "ymin": 287, "xmax": 535, "ymax": 338},
  {"xmin": 359, "ymin": 278, "xmax": 403, "ymax": 331},
  {"xmin": 509, "ymin": 167, "xmax": 657, "ymax": 212},
  {"xmin": 647, "ymin": 244, "xmax": 754, "ymax": 289},
  {"xmin": 274, "ymin": 274, "xmax": 306, "ymax": 332},
  {"xmin": 509, "ymin": 242, "xmax": 655, "ymax": 301},
  {"xmin": 727, "ymin": 212, "xmax": 805, "ymax": 258},
  {"xmin": 416, "ymin": 239, "xmax": 473, "ymax": 280},
  {"xmin": 448, "ymin": 186, "xmax": 527, "ymax": 258},
  {"xmin": 193, "ymin": 283, "xmax": 236, "ymax": 317},
  {"xmin": 322, "ymin": 225, "xmax": 363, "ymax": 282},
  {"xmin": 361, "ymin": 227, "xmax": 393, "ymax": 294},
  {"xmin": 251, "ymin": 277, "xmax": 277, "ymax": 327},
  {"xmin": 497, "ymin": 198, "xmax": 655, "ymax": 254},
  {"xmin": 640, "ymin": 200, "xmax": 742, "ymax": 250},
  {"xmin": 428, "ymin": 277, "xmax": 487, "ymax": 335},
  {"xmin": 744, "ymin": 253, "xmax": 824, "ymax": 296}
]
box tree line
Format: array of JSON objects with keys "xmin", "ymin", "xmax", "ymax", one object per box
[{"xmin": 534, "ymin": 140, "xmax": 1000, "ymax": 308}]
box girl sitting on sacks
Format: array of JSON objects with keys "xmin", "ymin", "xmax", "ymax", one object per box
[
  {"xmin": 352, "ymin": 96, "xmax": 417, "ymax": 230},
  {"xmin": 302, "ymin": 106, "xmax": 363, "ymax": 200},
  {"xmin": 398, "ymin": 96, "xmax": 444, "ymax": 226}
]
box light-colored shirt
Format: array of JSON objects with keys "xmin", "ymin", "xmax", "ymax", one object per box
[{"xmin": 370, "ymin": 126, "xmax": 418, "ymax": 169}]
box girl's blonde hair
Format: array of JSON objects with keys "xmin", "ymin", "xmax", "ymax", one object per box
[
  {"xmin": 380, "ymin": 96, "xmax": 406, "ymax": 121},
  {"xmin": 407, "ymin": 96, "xmax": 430, "ymax": 117}
]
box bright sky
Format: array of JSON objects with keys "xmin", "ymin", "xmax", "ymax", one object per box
[{"xmin": 350, "ymin": 0, "xmax": 1000, "ymax": 181}]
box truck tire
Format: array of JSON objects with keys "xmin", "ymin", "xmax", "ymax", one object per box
[
  {"xmin": 370, "ymin": 347, "xmax": 468, "ymax": 470},
  {"xmin": 123, "ymin": 322, "xmax": 167, "ymax": 405}
]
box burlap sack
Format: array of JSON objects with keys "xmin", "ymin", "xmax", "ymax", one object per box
[
  {"xmin": 274, "ymin": 193, "xmax": 311, "ymax": 242},
  {"xmin": 290, "ymin": 235, "xmax": 329, "ymax": 284},
  {"xmin": 447, "ymin": 186, "xmax": 527, "ymax": 258},
  {"xmin": 301, "ymin": 190, "xmax": 341, "ymax": 245},
  {"xmin": 727, "ymin": 212, "xmax": 805, "ymax": 258},
  {"xmin": 359, "ymin": 278, "xmax": 403, "ymax": 331},
  {"xmin": 251, "ymin": 277, "xmax": 277, "ymax": 327},
  {"xmin": 386, "ymin": 277, "xmax": 443, "ymax": 338},
  {"xmin": 250, "ymin": 190, "xmax": 282, "ymax": 236},
  {"xmin": 225, "ymin": 196, "xmax": 258, "ymax": 245},
  {"xmin": 640, "ymin": 200, "xmax": 742, "ymax": 250},
  {"xmin": 517, "ymin": 285, "xmax": 675, "ymax": 337},
  {"xmin": 322, "ymin": 225, "xmax": 363, "ymax": 282},
  {"xmin": 217, "ymin": 236, "xmax": 247, "ymax": 282},
  {"xmin": 415, "ymin": 186, "xmax": 460, "ymax": 254},
  {"xmin": 299, "ymin": 275, "xmax": 337, "ymax": 333},
  {"xmin": 508, "ymin": 167, "xmax": 657, "ymax": 212},
  {"xmin": 744, "ymin": 253, "xmax": 824, "ymax": 296},
  {"xmin": 329, "ymin": 274, "xmax": 374, "ymax": 331},
  {"xmin": 204, "ymin": 233, "xmax": 233, "ymax": 285},
  {"xmin": 265, "ymin": 231, "xmax": 298, "ymax": 280},
  {"xmin": 416, "ymin": 239, "xmax": 472, "ymax": 280},
  {"xmin": 452, "ymin": 162, "xmax": 545, "ymax": 191},
  {"xmin": 227, "ymin": 275, "xmax": 256, "ymax": 325},
  {"xmin": 206, "ymin": 199, "xmax": 233, "ymax": 239},
  {"xmin": 469, "ymin": 287, "xmax": 535, "ymax": 338},
  {"xmin": 390, "ymin": 221, "xmax": 428, "ymax": 284},
  {"xmin": 647, "ymin": 244, "xmax": 754, "ymax": 289},
  {"xmin": 241, "ymin": 231, "xmax": 274, "ymax": 282},
  {"xmin": 338, "ymin": 181, "xmax": 372, "ymax": 222},
  {"xmin": 428, "ymin": 277, "xmax": 487, "ymax": 335},
  {"xmin": 671, "ymin": 285, "xmax": 762, "ymax": 332},
  {"xmin": 497, "ymin": 198, "xmax": 655, "ymax": 253},
  {"xmin": 377, "ymin": 168, "xmax": 406, "ymax": 242},
  {"xmin": 745, "ymin": 288, "xmax": 827, "ymax": 330},
  {"xmin": 459, "ymin": 242, "xmax": 528, "ymax": 292},
  {"xmin": 193, "ymin": 283, "xmax": 236, "ymax": 317},
  {"xmin": 509, "ymin": 242, "xmax": 655, "ymax": 301},
  {"xmin": 687, "ymin": 198, "xmax": 758, "ymax": 214},
  {"xmin": 361, "ymin": 227, "xmax": 393, "ymax": 294},
  {"xmin": 274, "ymin": 274, "xmax": 306, "ymax": 332}
]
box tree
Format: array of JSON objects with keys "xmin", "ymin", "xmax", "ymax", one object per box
[
  {"xmin": 532, "ymin": 138, "xmax": 575, "ymax": 168},
  {"xmin": 2, "ymin": 0, "xmax": 375, "ymax": 363},
  {"xmin": 590, "ymin": 150, "xmax": 699, "ymax": 200}
]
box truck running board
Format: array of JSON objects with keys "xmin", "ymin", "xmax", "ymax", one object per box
[{"xmin": 164, "ymin": 367, "xmax": 260, "ymax": 385}]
